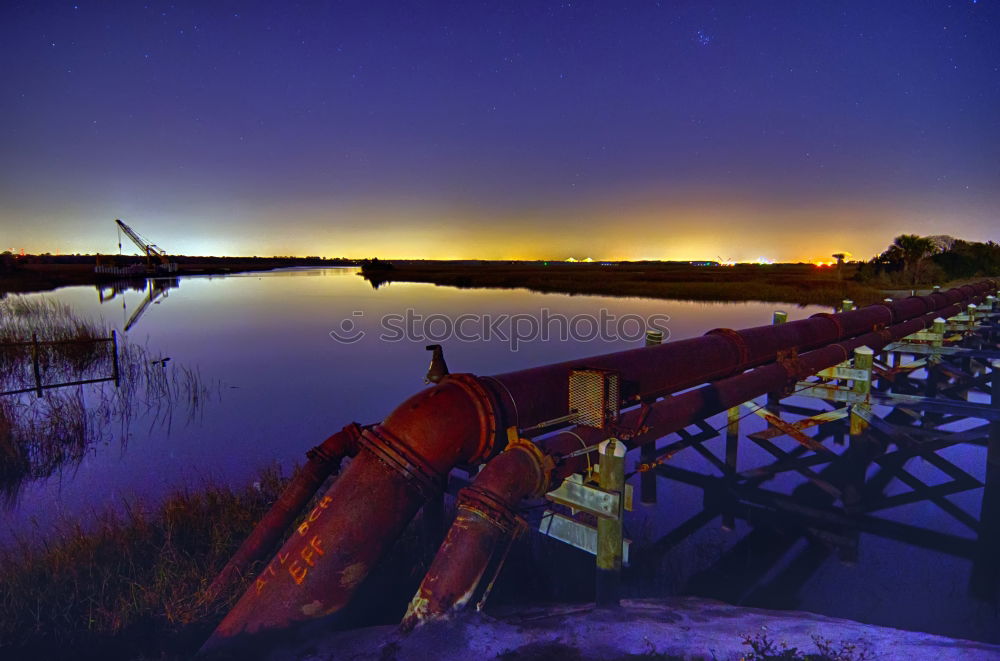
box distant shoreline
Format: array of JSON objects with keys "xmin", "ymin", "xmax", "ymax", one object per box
[
  {"xmin": 359, "ymin": 260, "xmax": 885, "ymax": 308},
  {"xmin": 6, "ymin": 258, "xmax": 973, "ymax": 308},
  {"xmin": 0, "ymin": 257, "xmax": 358, "ymax": 296}
]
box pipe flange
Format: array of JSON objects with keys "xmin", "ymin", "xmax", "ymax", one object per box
[
  {"xmin": 505, "ymin": 437, "xmax": 557, "ymax": 498},
  {"xmin": 810, "ymin": 312, "xmax": 845, "ymax": 338},
  {"xmin": 440, "ymin": 373, "xmax": 503, "ymax": 465},
  {"xmin": 306, "ymin": 422, "xmax": 364, "ymax": 464},
  {"xmin": 357, "ymin": 425, "xmax": 444, "ymax": 500},
  {"xmin": 457, "ymin": 485, "xmax": 526, "ymax": 536},
  {"xmin": 705, "ymin": 327, "xmax": 750, "ymax": 365}
]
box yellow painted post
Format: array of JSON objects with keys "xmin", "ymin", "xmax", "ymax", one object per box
[
  {"xmin": 767, "ymin": 311, "xmax": 787, "ymax": 407},
  {"xmin": 932, "ymin": 317, "xmax": 945, "ymax": 350},
  {"xmin": 640, "ymin": 329, "xmax": 663, "ymax": 505},
  {"xmin": 596, "ymin": 438, "xmax": 625, "ymax": 608},
  {"xmin": 722, "ymin": 406, "xmax": 740, "ymax": 531},
  {"xmin": 850, "ymin": 346, "xmax": 873, "ymax": 436},
  {"xmin": 841, "ymin": 299, "xmax": 854, "ymax": 312},
  {"xmin": 883, "ymin": 298, "xmax": 899, "ymax": 368}
]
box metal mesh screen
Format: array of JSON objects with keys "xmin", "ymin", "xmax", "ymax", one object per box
[{"xmin": 569, "ymin": 368, "xmax": 620, "ymax": 429}]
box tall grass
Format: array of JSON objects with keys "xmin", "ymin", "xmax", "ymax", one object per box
[
  {"xmin": 0, "ymin": 467, "xmax": 288, "ymax": 661},
  {"xmin": 0, "ymin": 464, "xmax": 439, "ymax": 660},
  {"xmin": 0, "ymin": 297, "xmax": 107, "ymax": 385},
  {"xmin": 0, "ymin": 296, "xmax": 215, "ymax": 505},
  {"xmin": 362, "ymin": 262, "xmax": 885, "ymax": 307}
]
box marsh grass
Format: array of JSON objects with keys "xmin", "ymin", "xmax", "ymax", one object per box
[
  {"xmin": 0, "ymin": 296, "xmax": 215, "ymax": 505},
  {"xmin": 0, "ymin": 465, "xmax": 441, "ymax": 660},
  {"xmin": 0, "ymin": 297, "xmax": 107, "ymax": 386},
  {"xmin": 362, "ymin": 262, "xmax": 884, "ymax": 308},
  {"xmin": 0, "ymin": 466, "xmax": 288, "ymax": 660}
]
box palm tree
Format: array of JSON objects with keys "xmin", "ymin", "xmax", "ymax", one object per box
[
  {"xmin": 891, "ymin": 234, "xmax": 935, "ymax": 284},
  {"xmin": 831, "ymin": 252, "xmax": 847, "ymax": 280}
]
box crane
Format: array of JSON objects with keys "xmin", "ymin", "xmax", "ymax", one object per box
[{"xmin": 115, "ymin": 218, "xmax": 178, "ymax": 273}]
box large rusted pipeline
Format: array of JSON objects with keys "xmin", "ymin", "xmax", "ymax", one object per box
[
  {"xmin": 546, "ymin": 288, "xmax": 990, "ymax": 480},
  {"xmin": 202, "ymin": 422, "xmax": 366, "ymax": 606},
  {"xmin": 203, "ymin": 282, "xmax": 992, "ymax": 650},
  {"xmin": 200, "ymin": 374, "xmax": 502, "ymax": 655},
  {"xmin": 401, "ymin": 439, "xmax": 554, "ymax": 630},
  {"xmin": 484, "ymin": 282, "xmax": 994, "ymax": 429},
  {"xmin": 400, "ymin": 289, "xmax": 993, "ymax": 628}
]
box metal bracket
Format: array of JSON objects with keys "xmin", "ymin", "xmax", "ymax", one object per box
[
  {"xmin": 538, "ymin": 510, "xmax": 632, "ymax": 566},
  {"xmin": 545, "ymin": 473, "xmax": 632, "ymax": 519}
]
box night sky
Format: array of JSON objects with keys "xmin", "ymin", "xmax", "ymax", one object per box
[{"xmin": 2, "ymin": 1, "xmax": 997, "ymax": 261}]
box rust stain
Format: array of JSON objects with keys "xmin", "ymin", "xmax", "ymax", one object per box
[
  {"xmin": 301, "ymin": 600, "xmax": 324, "ymax": 617},
  {"xmin": 339, "ymin": 561, "xmax": 368, "ymax": 590}
]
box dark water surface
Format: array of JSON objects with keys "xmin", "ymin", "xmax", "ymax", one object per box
[{"xmin": 3, "ymin": 267, "xmax": 996, "ymax": 643}]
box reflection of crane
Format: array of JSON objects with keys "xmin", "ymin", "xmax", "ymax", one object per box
[
  {"xmin": 124, "ymin": 277, "xmax": 178, "ymax": 332},
  {"xmin": 97, "ymin": 278, "xmax": 147, "ymax": 304},
  {"xmin": 115, "ymin": 218, "xmax": 178, "ymax": 273}
]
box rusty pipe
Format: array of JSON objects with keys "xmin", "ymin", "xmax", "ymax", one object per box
[
  {"xmin": 483, "ymin": 283, "xmax": 995, "ymax": 430},
  {"xmin": 204, "ymin": 281, "xmax": 992, "ymax": 649},
  {"xmin": 201, "ymin": 422, "xmax": 366, "ymax": 606},
  {"xmin": 200, "ymin": 374, "xmax": 502, "ymax": 655},
  {"xmin": 401, "ymin": 287, "xmax": 993, "ymax": 626},
  {"xmin": 401, "ymin": 439, "xmax": 553, "ymax": 631},
  {"xmin": 547, "ymin": 295, "xmax": 989, "ymax": 480}
]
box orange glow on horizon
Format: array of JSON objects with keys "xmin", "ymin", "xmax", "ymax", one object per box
[{"xmin": 4, "ymin": 189, "xmax": 995, "ymax": 263}]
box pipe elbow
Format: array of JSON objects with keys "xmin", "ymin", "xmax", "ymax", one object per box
[
  {"xmin": 400, "ymin": 439, "xmax": 554, "ymax": 631},
  {"xmin": 358, "ymin": 374, "xmax": 504, "ymax": 496}
]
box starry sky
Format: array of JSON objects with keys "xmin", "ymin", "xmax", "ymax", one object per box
[{"xmin": 1, "ymin": 1, "xmax": 998, "ymax": 261}]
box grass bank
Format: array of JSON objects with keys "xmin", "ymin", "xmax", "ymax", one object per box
[
  {"xmin": 0, "ymin": 463, "xmax": 441, "ymax": 661},
  {"xmin": 361, "ymin": 261, "xmax": 883, "ymax": 308},
  {"xmin": 0, "ymin": 467, "xmax": 287, "ymax": 660}
]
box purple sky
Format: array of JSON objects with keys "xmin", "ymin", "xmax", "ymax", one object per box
[{"xmin": 1, "ymin": 1, "xmax": 997, "ymax": 261}]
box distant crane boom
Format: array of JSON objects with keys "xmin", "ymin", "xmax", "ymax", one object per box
[
  {"xmin": 112, "ymin": 218, "xmax": 177, "ymax": 274},
  {"xmin": 115, "ymin": 218, "xmax": 167, "ymax": 260}
]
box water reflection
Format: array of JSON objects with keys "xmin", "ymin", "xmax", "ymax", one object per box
[
  {"xmin": 6, "ymin": 268, "xmax": 826, "ymax": 537},
  {"xmin": 0, "ymin": 295, "xmax": 210, "ymax": 509},
  {"xmin": 98, "ymin": 276, "xmax": 180, "ymax": 332}
]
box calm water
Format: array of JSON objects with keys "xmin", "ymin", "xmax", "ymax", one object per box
[{"xmin": 3, "ymin": 268, "xmax": 996, "ymax": 642}]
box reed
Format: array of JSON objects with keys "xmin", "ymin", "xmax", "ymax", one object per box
[
  {"xmin": 0, "ymin": 297, "xmax": 107, "ymax": 388},
  {"xmin": 0, "ymin": 467, "xmax": 288, "ymax": 660},
  {"xmin": 0, "ymin": 295, "xmax": 215, "ymax": 505}
]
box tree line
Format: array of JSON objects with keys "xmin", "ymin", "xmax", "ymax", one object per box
[{"xmin": 855, "ymin": 234, "xmax": 1000, "ymax": 286}]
